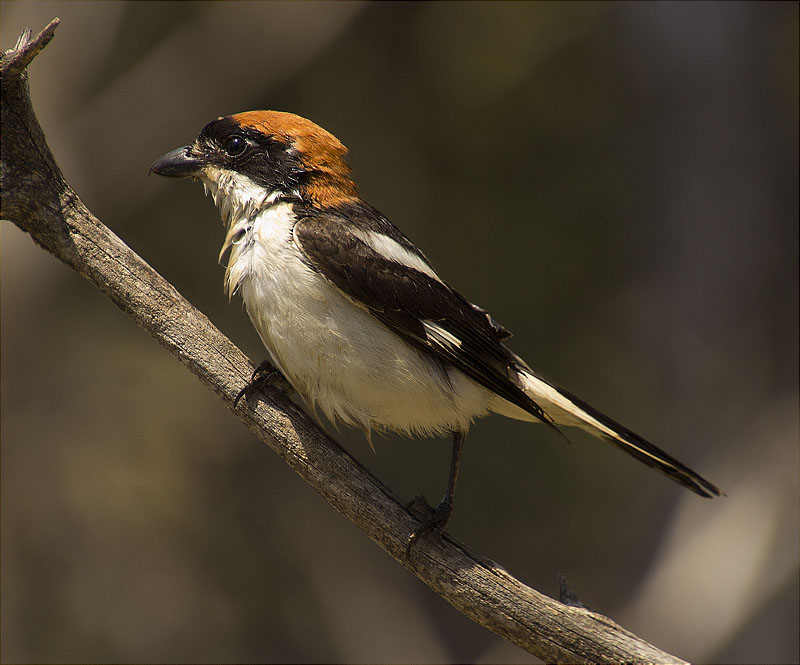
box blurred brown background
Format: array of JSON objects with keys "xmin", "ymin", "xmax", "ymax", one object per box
[{"xmin": 2, "ymin": 2, "xmax": 797, "ymax": 663}]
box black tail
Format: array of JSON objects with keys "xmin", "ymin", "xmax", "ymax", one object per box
[{"xmin": 520, "ymin": 369, "xmax": 723, "ymax": 497}]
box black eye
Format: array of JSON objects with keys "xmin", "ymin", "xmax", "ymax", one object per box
[{"xmin": 224, "ymin": 135, "xmax": 247, "ymax": 157}]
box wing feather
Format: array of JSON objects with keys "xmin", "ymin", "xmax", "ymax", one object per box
[{"xmin": 292, "ymin": 206, "xmax": 553, "ymax": 426}]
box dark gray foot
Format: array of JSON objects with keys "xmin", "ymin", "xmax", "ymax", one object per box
[
  {"xmin": 405, "ymin": 495, "xmax": 453, "ymax": 557},
  {"xmin": 233, "ymin": 360, "xmax": 291, "ymax": 409}
]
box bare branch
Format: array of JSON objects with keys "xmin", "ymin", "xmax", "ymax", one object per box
[
  {"xmin": 2, "ymin": 17, "xmax": 59, "ymax": 76},
  {"xmin": 1, "ymin": 20, "xmax": 688, "ymax": 665}
]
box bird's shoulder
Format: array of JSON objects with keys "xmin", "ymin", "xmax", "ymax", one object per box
[
  {"xmin": 291, "ymin": 199, "xmax": 500, "ymax": 340},
  {"xmin": 290, "ymin": 200, "xmax": 550, "ymax": 421}
]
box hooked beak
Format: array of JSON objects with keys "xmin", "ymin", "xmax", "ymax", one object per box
[{"xmin": 149, "ymin": 145, "xmax": 204, "ymax": 178}]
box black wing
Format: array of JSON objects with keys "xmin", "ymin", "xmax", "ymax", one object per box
[{"xmin": 292, "ymin": 203, "xmax": 553, "ymax": 426}]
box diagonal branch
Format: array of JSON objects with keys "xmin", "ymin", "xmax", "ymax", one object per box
[{"xmin": 1, "ymin": 19, "xmax": 687, "ymax": 665}]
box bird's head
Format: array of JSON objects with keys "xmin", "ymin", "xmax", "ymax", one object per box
[{"xmin": 150, "ymin": 111, "xmax": 359, "ymax": 221}]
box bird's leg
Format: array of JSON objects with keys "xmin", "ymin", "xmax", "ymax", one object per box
[
  {"xmin": 233, "ymin": 360, "xmax": 292, "ymax": 409},
  {"xmin": 406, "ymin": 430, "xmax": 466, "ymax": 556}
]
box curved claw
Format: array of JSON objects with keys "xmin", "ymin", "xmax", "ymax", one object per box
[
  {"xmin": 233, "ymin": 360, "xmax": 290, "ymax": 409},
  {"xmin": 405, "ymin": 496, "xmax": 453, "ymax": 558}
]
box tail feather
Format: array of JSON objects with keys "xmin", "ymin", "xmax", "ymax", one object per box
[{"xmin": 517, "ymin": 369, "xmax": 722, "ymax": 498}]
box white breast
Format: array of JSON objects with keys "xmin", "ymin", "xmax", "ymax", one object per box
[{"xmin": 226, "ymin": 203, "xmax": 497, "ymax": 438}]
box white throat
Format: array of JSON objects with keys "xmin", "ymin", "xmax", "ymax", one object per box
[
  {"xmin": 199, "ymin": 166, "xmax": 282, "ymax": 228},
  {"xmin": 198, "ymin": 166, "xmax": 295, "ymax": 269}
]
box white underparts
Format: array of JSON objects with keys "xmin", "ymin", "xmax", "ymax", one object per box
[
  {"xmin": 200, "ymin": 167, "xmax": 566, "ymax": 438},
  {"xmin": 205, "ymin": 203, "xmax": 495, "ymax": 437}
]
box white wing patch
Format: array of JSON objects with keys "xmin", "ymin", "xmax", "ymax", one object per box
[
  {"xmin": 350, "ymin": 228, "xmax": 442, "ymax": 282},
  {"xmin": 423, "ymin": 320, "xmax": 463, "ymax": 350}
]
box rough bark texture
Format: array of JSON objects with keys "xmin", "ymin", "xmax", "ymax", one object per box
[{"xmin": 1, "ymin": 19, "xmax": 688, "ymax": 664}]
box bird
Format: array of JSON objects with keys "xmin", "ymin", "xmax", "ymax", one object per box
[{"xmin": 150, "ymin": 110, "xmax": 721, "ymax": 548}]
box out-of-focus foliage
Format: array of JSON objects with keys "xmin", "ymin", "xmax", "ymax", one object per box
[{"xmin": 2, "ymin": 3, "xmax": 797, "ymax": 663}]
